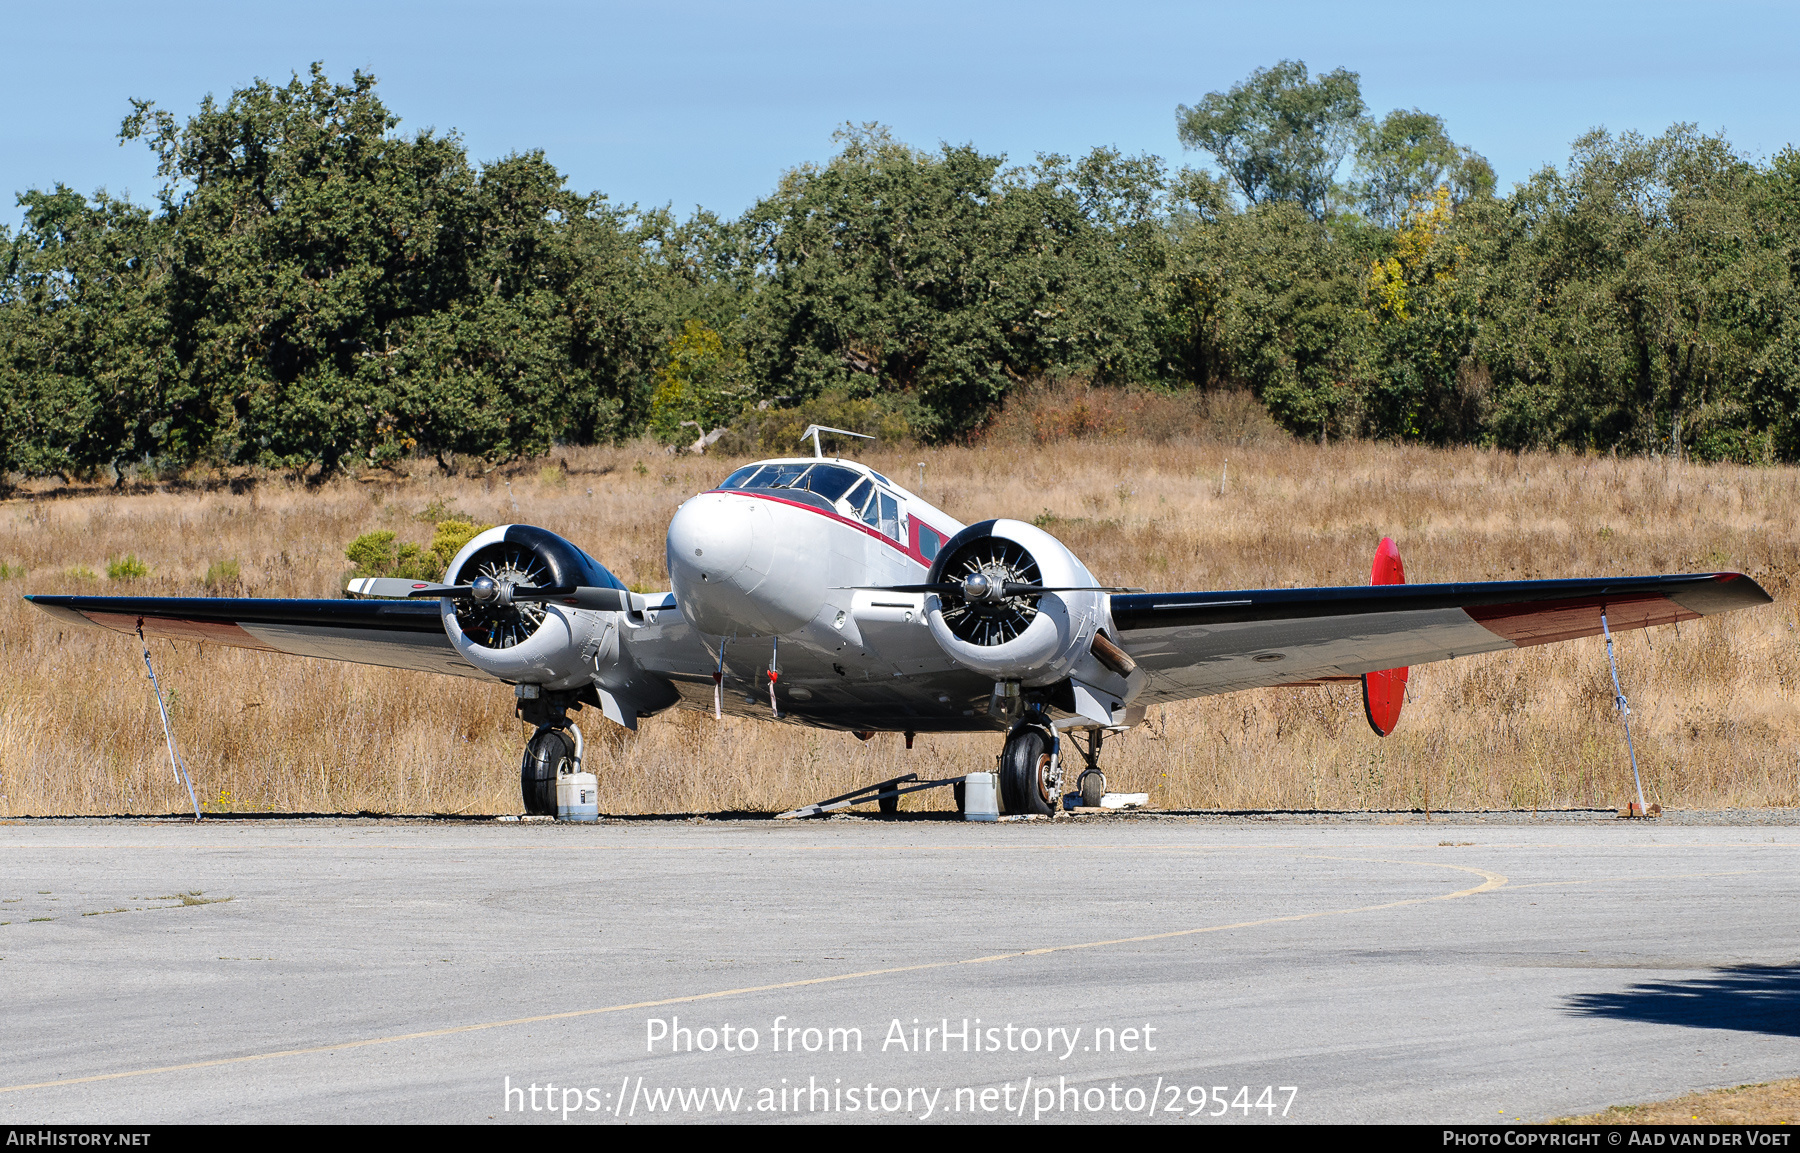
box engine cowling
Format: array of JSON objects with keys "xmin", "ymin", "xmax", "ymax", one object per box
[
  {"xmin": 923, "ymin": 519, "xmax": 1109, "ymax": 687},
  {"xmin": 440, "ymin": 525, "xmax": 630, "ymax": 690}
]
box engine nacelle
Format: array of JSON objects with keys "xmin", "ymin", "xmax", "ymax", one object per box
[
  {"xmin": 440, "ymin": 525, "xmax": 631, "ymax": 691},
  {"xmin": 923, "ymin": 519, "xmax": 1109, "ymax": 687}
]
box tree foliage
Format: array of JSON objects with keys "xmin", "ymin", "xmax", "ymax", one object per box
[
  {"xmin": 6, "ymin": 63, "xmax": 1800, "ymax": 479},
  {"xmin": 1176, "ymin": 60, "xmax": 1366, "ymax": 222}
]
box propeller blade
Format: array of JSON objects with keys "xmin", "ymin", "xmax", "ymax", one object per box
[
  {"xmin": 837, "ymin": 582, "xmax": 1140, "ymax": 599},
  {"xmin": 510, "ymin": 585, "xmax": 635, "ymax": 612},
  {"xmin": 835, "ymin": 584, "xmax": 961, "ymax": 594},
  {"xmin": 368, "ymin": 581, "xmax": 634, "ymax": 612},
  {"xmin": 999, "ymin": 583, "xmax": 1139, "ymax": 598},
  {"xmin": 462, "ymin": 584, "xmax": 635, "ymax": 611},
  {"xmin": 404, "ymin": 584, "xmax": 476, "ymax": 599},
  {"xmin": 346, "ymin": 577, "xmax": 467, "ymax": 599}
]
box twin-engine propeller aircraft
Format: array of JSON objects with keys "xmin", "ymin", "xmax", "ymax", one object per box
[{"xmin": 27, "ymin": 426, "xmax": 1773, "ymax": 816}]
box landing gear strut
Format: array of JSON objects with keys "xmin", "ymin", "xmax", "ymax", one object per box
[
  {"xmin": 1072, "ymin": 728, "xmax": 1107, "ymax": 808},
  {"xmin": 998, "ymin": 719, "xmax": 1062, "ymax": 816},
  {"xmin": 520, "ymin": 727, "xmax": 574, "ymax": 815},
  {"xmin": 516, "ymin": 687, "xmax": 586, "ymax": 815}
]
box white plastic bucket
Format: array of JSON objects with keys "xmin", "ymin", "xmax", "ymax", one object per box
[
  {"xmin": 962, "ymin": 772, "xmax": 998, "ymax": 822},
  {"xmin": 556, "ymin": 772, "xmax": 599, "ymax": 822}
]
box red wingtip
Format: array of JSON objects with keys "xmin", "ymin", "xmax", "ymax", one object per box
[{"xmin": 1364, "ymin": 536, "xmax": 1409, "ymax": 736}]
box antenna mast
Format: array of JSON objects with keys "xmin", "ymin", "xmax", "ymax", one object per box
[{"xmin": 799, "ymin": 425, "xmax": 875, "ymax": 459}]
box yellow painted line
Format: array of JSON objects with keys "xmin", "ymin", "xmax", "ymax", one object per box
[
  {"xmin": 1504, "ymin": 868, "xmax": 1764, "ymax": 890},
  {"xmin": 0, "ymin": 854, "xmax": 1505, "ymax": 1096}
]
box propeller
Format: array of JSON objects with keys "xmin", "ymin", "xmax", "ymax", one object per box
[
  {"xmin": 347, "ymin": 576, "xmax": 635, "ymax": 612},
  {"xmin": 844, "ymin": 581, "xmax": 1136, "ymax": 599}
]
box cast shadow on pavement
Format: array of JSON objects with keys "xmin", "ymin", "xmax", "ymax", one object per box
[{"xmin": 1566, "ymin": 964, "xmax": 1800, "ymax": 1037}]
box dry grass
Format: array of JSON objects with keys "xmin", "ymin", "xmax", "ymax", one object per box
[
  {"xmin": 4, "ymin": 408, "xmax": 1799, "ymax": 816},
  {"xmin": 1552, "ymin": 1078, "xmax": 1800, "ymax": 1124}
]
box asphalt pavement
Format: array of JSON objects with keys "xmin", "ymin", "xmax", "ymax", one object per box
[{"xmin": 1, "ymin": 814, "xmax": 1795, "ymax": 1124}]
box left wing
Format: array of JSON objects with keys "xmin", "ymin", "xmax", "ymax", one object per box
[
  {"xmin": 1109, "ymin": 572, "xmax": 1769, "ymax": 706},
  {"xmin": 25, "ymin": 595, "xmax": 488, "ymax": 680}
]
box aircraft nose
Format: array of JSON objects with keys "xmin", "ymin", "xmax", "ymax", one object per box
[
  {"xmin": 666, "ymin": 492, "xmax": 820, "ymax": 636},
  {"xmin": 668, "ymin": 493, "xmax": 754, "ymax": 585}
]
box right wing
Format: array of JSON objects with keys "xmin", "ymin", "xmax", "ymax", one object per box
[
  {"xmin": 1109, "ymin": 572, "xmax": 1770, "ymax": 707},
  {"xmin": 25, "ymin": 594, "xmax": 488, "ymax": 680}
]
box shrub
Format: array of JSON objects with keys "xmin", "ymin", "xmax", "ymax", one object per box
[
  {"xmin": 345, "ymin": 520, "xmax": 492, "ymax": 583},
  {"xmin": 427, "ymin": 520, "xmax": 490, "ymax": 574},
  {"xmin": 203, "ymin": 559, "xmax": 241, "ymax": 591},
  {"xmin": 344, "ymin": 531, "xmax": 437, "ymax": 582},
  {"xmin": 106, "ymin": 555, "xmax": 150, "ymax": 581},
  {"xmin": 65, "ymin": 566, "xmax": 99, "ymax": 582},
  {"xmin": 0, "ymin": 563, "xmax": 24, "ymax": 580},
  {"xmin": 712, "ymin": 391, "xmax": 921, "ymax": 456}
]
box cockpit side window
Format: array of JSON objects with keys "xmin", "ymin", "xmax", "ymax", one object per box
[
  {"xmin": 841, "ymin": 478, "xmax": 873, "ymax": 517},
  {"xmin": 877, "ymin": 491, "xmax": 901, "ymax": 541},
  {"xmin": 797, "ymin": 464, "xmax": 861, "ymax": 501}
]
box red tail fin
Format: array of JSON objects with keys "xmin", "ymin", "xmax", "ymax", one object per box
[{"xmin": 1362, "ymin": 537, "xmax": 1409, "ymax": 736}]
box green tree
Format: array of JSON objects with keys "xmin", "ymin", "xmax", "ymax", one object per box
[
  {"xmin": 649, "ymin": 319, "xmax": 750, "ymax": 443},
  {"xmin": 1162, "ymin": 202, "xmax": 1366, "ymax": 436},
  {"xmin": 1474, "ymin": 126, "xmax": 1774, "ymax": 456},
  {"xmin": 1361, "ymin": 188, "xmax": 1485, "ymax": 442},
  {"xmin": 1176, "ymin": 60, "xmax": 1366, "ymax": 222},
  {"xmin": 1351, "ymin": 109, "xmax": 1495, "ymax": 228},
  {"xmin": 116, "ymin": 65, "xmax": 671, "ymax": 476},
  {"xmin": 0, "ymin": 186, "xmax": 174, "ymax": 481},
  {"xmin": 742, "ymin": 126, "xmax": 1171, "ymax": 438}
]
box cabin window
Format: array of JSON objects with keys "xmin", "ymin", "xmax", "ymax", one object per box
[
  {"xmin": 878, "ymin": 492, "xmax": 901, "ymax": 540},
  {"xmin": 918, "ymin": 525, "xmax": 944, "ymax": 562}
]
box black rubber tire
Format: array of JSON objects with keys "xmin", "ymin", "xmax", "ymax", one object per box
[
  {"xmin": 952, "ymin": 781, "xmax": 966, "ymax": 814},
  {"xmin": 999, "ymin": 728, "xmax": 1056, "ymax": 816},
  {"xmin": 1080, "ymin": 770, "xmax": 1106, "ymax": 809},
  {"xmin": 879, "ymin": 789, "xmax": 899, "ymax": 816},
  {"xmin": 520, "ymin": 728, "xmax": 573, "ymax": 815}
]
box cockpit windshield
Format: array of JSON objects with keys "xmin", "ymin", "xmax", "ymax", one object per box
[
  {"xmin": 714, "ymin": 461, "xmax": 909, "ymax": 543},
  {"xmin": 717, "ymin": 462, "xmax": 863, "ymax": 502}
]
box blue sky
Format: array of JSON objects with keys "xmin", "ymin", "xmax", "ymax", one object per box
[{"xmin": 4, "ymin": 0, "xmax": 1796, "ymax": 227}]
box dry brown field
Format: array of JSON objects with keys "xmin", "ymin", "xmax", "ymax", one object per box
[
  {"xmin": 4, "ymin": 399, "xmax": 1799, "ymax": 817},
  {"xmin": 1552, "ymin": 1077, "xmax": 1800, "ymax": 1124}
]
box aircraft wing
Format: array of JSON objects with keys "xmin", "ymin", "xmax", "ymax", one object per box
[
  {"xmin": 1108, "ymin": 572, "xmax": 1770, "ymax": 706},
  {"xmin": 25, "ymin": 595, "xmax": 489, "ymax": 680}
]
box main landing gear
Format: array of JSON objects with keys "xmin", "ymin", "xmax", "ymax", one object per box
[
  {"xmin": 997, "ymin": 719, "xmax": 1064, "ymax": 816},
  {"xmin": 516, "ymin": 687, "xmax": 585, "ymax": 815},
  {"xmin": 960, "ymin": 719, "xmax": 1106, "ymax": 816}
]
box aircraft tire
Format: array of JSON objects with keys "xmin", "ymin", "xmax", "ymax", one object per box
[
  {"xmin": 520, "ymin": 727, "xmax": 571, "ymax": 815},
  {"xmin": 999, "ymin": 727, "xmax": 1056, "ymax": 816},
  {"xmin": 1079, "ymin": 770, "xmax": 1106, "ymax": 809},
  {"xmin": 952, "ymin": 781, "xmax": 966, "ymax": 814},
  {"xmin": 879, "ymin": 789, "xmax": 899, "ymax": 816}
]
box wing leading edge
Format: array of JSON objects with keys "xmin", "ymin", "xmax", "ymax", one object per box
[
  {"xmin": 25, "ymin": 595, "xmax": 487, "ymax": 680},
  {"xmin": 1109, "ymin": 572, "xmax": 1770, "ymax": 706}
]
